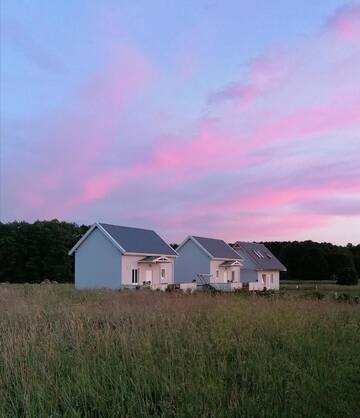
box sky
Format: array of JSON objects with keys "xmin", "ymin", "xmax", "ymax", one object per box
[{"xmin": 1, "ymin": 0, "xmax": 360, "ymax": 244}]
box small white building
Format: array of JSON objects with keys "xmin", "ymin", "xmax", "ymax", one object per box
[
  {"xmin": 232, "ymin": 242, "xmax": 287, "ymax": 290},
  {"xmin": 69, "ymin": 223, "xmax": 177, "ymax": 289},
  {"xmin": 175, "ymin": 235, "xmax": 243, "ymax": 291}
]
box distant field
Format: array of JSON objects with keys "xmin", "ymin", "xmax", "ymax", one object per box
[
  {"xmin": 280, "ymin": 280, "xmax": 360, "ymax": 297},
  {"xmin": 1, "ymin": 284, "xmax": 360, "ymax": 418}
]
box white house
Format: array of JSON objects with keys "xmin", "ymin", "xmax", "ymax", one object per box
[
  {"xmin": 174, "ymin": 236, "xmax": 243, "ymax": 291},
  {"xmin": 232, "ymin": 242, "xmax": 286, "ymax": 290},
  {"xmin": 69, "ymin": 223, "xmax": 177, "ymax": 289}
]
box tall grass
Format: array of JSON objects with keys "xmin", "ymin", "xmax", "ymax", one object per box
[{"xmin": 1, "ymin": 285, "xmax": 359, "ymax": 417}]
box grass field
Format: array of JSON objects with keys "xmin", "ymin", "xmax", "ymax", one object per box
[
  {"xmin": 280, "ymin": 280, "xmax": 360, "ymax": 297},
  {"xmin": 1, "ymin": 284, "xmax": 360, "ymax": 418}
]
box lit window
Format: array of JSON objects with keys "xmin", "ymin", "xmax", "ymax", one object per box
[
  {"xmin": 161, "ymin": 268, "xmax": 166, "ymax": 280},
  {"xmin": 132, "ymin": 269, "xmax": 138, "ymax": 284}
]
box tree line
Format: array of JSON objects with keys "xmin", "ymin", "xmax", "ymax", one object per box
[
  {"xmin": 0, "ymin": 220, "xmax": 87, "ymax": 283},
  {"xmin": 0, "ymin": 220, "xmax": 359, "ymax": 284},
  {"xmin": 263, "ymin": 241, "xmax": 359, "ymax": 284}
]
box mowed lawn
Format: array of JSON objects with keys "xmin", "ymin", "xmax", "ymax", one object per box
[{"xmin": 1, "ymin": 285, "xmax": 360, "ymax": 418}]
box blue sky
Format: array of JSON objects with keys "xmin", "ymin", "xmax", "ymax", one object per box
[{"xmin": 1, "ymin": 0, "xmax": 360, "ymax": 244}]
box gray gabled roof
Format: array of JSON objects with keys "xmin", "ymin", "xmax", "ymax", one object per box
[
  {"xmin": 192, "ymin": 236, "xmax": 242, "ymax": 260},
  {"xmin": 69, "ymin": 222, "xmax": 177, "ymax": 256},
  {"xmin": 99, "ymin": 223, "xmax": 177, "ymax": 256},
  {"xmin": 234, "ymin": 242, "xmax": 286, "ymax": 271}
]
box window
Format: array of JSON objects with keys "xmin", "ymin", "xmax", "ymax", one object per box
[
  {"xmin": 231, "ymin": 271, "xmax": 235, "ymax": 282},
  {"xmin": 262, "ymin": 274, "xmax": 266, "ymax": 285},
  {"xmin": 131, "ymin": 269, "xmax": 138, "ymax": 284},
  {"xmin": 253, "ymin": 250, "xmax": 264, "ymax": 259},
  {"xmin": 161, "ymin": 268, "xmax": 166, "ymax": 280},
  {"xmin": 216, "ymin": 270, "xmax": 219, "ymax": 278},
  {"xmin": 271, "ymin": 274, "xmax": 274, "ymax": 284}
]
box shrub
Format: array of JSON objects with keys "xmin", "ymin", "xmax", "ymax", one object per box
[{"xmin": 336, "ymin": 267, "xmax": 359, "ymax": 285}]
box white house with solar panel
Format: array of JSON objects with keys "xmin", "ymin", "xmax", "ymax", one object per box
[
  {"xmin": 174, "ymin": 236, "xmax": 286, "ymax": 291},
  {"xmin": 69, "ymin": 223, "xmax": 178, "ymax": 290},
  {"xmin": 174, "ymin": 235, "xmax": 243, "ymax": 291},
  {"xmin": 232, "ymin": 242, "xmax": 287, "ymax": 290}
]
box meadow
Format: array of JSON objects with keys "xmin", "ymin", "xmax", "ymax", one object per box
[{"xmin": 1, "ymin": 284, "xmax": 359, "ymax": 418}]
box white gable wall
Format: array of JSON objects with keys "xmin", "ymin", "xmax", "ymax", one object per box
[
  {"xmin": 74, "ymin": 228, "xmax": 121, "ymax": 289},
  {"xmin": 257, "ymin": 271, "xmax": 280, "ymax": 290}
]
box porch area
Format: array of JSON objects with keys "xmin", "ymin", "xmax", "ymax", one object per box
[{"xmin": 137, "ymin": 256, "xmax": 173, "ymax": 289}]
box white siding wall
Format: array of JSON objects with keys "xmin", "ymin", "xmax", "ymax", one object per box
[
  {"xmin": 74, "ymin": 228, "xmax": 121, "ymax": 289},
  {"xmin": 121, "ymin": 255, "xmax": 175, "ymax": 286},
  {"xmin": 158, "ymin": 262, "xmax": 174, "ymax": 285},
  {"xmin": 210, "ymin": 260, "xmax": 240, "ymax": 283},
  {"xmin": 256, "ymin": 271, "xmax": 280, "ymax": 290}
]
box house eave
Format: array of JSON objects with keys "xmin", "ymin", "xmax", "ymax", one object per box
[
  {"xmin": 212, "ymin": 257, "xmax": 242, "ymax": 262},
  {"xmin": 124, "ymin": 252, "xmax": 177, "ymax": 258}
]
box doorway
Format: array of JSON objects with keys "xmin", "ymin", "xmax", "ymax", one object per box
[{"xmin": 146, "ymin": 269, "xmax": 153, "ymax": 284}]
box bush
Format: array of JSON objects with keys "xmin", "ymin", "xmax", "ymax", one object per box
[{"xmin": 336, "ymin": 267, "xmax": 359, "ymax": 285}]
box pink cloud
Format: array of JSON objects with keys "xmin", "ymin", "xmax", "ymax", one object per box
[
  {"xmin": 157, "ymin": 174, "xmax": 360, "ymax": 241},
  {"xmin": 13, "ymin": 46, "xmax": 155, "ymax": 217},
  {"xmin": 208, "ymin": 52, "xmax": 293, "ymax": 107},
  {"xmin": 245, "ymin": 98, "xmax": 360, "ymax": 151},
  {"xmin": 325, "ymin": 3, "xmax": 360, "ymax": 41},
  {"xmin": 143, "ymin": 96, "xmax": 360, "ymax": 183},
  {"xmin": 4, "ymin": 3, "xmax": 360, "ymax": 244},
  {"xmin": 74, "ymin": 91, "xmax": 360, "ymax": 205},
  {"xmin": 160, "ymin": 204, "xmax": 331, "ymax": 241},
  {"xmin": 222, "ymin": 179, "xmax": 360, "ymax": 213}
]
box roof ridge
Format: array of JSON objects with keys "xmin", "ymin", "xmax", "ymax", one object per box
[
  {"xmin": 192, "ymin": 235, "xmax": 226, "ymax": 241},
  {"xmin": 99, "ymin": 222, "xmax": 155, "ymax": 233},
  {"xmin": 192, "ymin": 235, "xmax": 241, "ymax": 259}
]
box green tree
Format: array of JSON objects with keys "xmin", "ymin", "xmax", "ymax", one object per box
[
  {"xmin": 337, "ymin": 267, "xmax": 359, "ymax": 285},
  {"xmin": 0, "ymin": 220, "xmax": 88, "ymax": 283}
]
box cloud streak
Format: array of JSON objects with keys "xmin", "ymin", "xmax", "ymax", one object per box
[
  {"xmin": 325, "ymin": 3, "xmax": 360, "ymax": 41},
  {"xmin": 1, "ymin": 19, "xmax": 66, "ymax": 73},
  {"xmin": 2, "ymin": 3, "xmax": 360, "ymax": 244}
]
